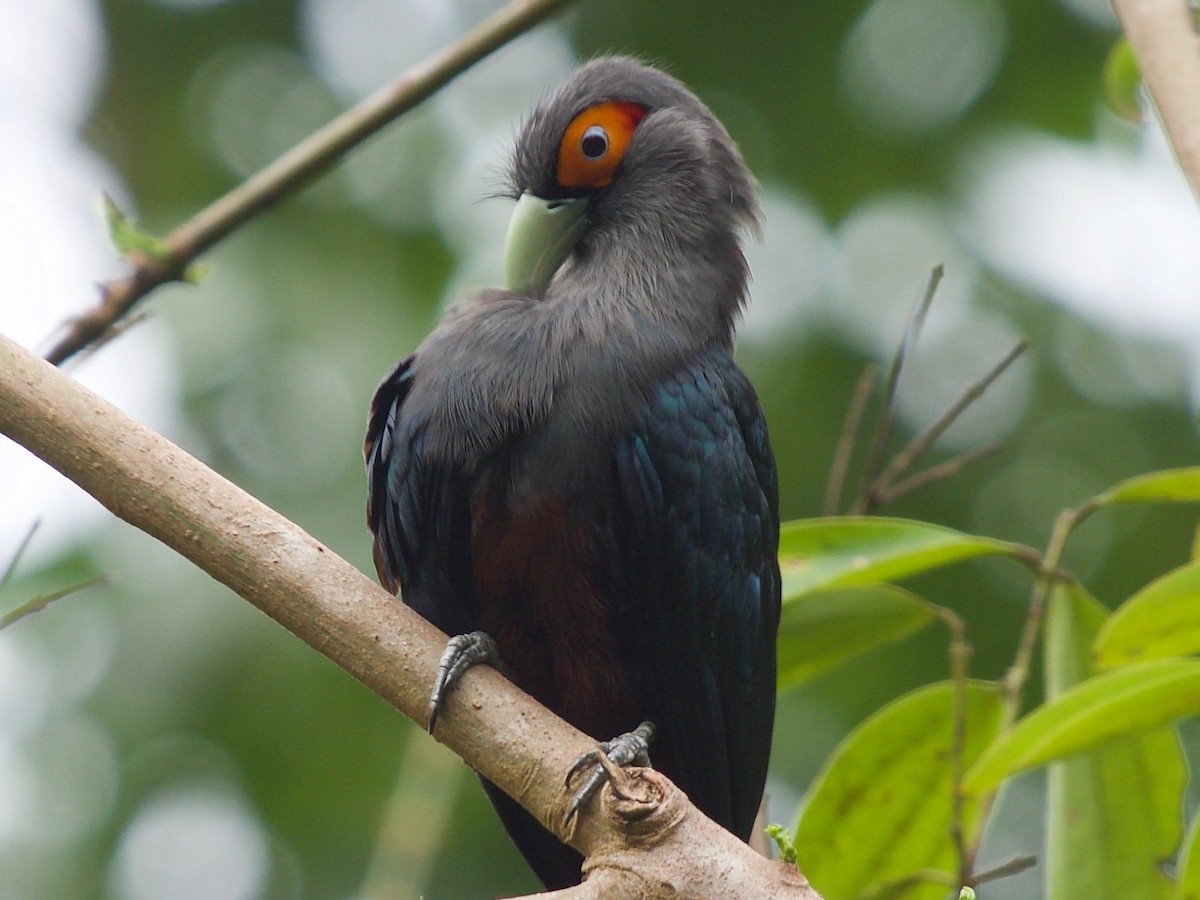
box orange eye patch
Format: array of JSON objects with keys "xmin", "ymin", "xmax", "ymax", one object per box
[{"xmin": 556, "ymin": 101, "xmax": 648, "ymax": 190}]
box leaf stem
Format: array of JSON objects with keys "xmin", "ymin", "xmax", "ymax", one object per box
[
  {"xmin": 931, "ymin": 605, "xmax": 973, "ymax": 888},
  {"xmin": 967, "ymin": 501, "xmax": 1095, "ymax": 864}
]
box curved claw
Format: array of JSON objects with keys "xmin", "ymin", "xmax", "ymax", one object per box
[
  {"xmin": 562, "ymin": 721, "xmax": 655, "ymax": 830},
  {"xmin": 428, "ymin": 631, "xmax": 502, "ymax": 734}
]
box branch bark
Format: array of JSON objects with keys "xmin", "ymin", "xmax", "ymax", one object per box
[
  {"xmin": 1113, "ymin": 0, "xmax": 1200, "ymax": 201},
  {"xmin": 44, "ymin": 0, "xmax": 577, "ymax": 367},
  {"xmin": 0, "ymin": 331, "xmax": 819, "ymax": 898}
]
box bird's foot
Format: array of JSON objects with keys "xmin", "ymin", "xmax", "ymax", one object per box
[
  {"xmin": 428, "ymin": 630, "xmax": 502, "ymax": 734},
  {"xmin": 562, "ymin": 720, "xmax": 656, "ymax": 830}
]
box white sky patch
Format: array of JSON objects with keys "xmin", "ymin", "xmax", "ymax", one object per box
[
  {"xmin": 959, "ymin": 123, "xmax": 1200, "ymax": 404},
  {"xmin": 0, "ymin": 2, "xmax": 182, "ymax": 567},
  {"xmin": 0, "ymin": 0, "xmax": 106, "ymax": 130}
]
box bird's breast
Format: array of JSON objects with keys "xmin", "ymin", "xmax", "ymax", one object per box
[{"xmin": 470, "ymin": 495, "xmax": 638, "ymax": 740}]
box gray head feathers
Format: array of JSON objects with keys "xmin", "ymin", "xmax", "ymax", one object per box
[
  {"xmin": 509, "ymin": 56, "xmax": 760, "ymax": 236},
  {"xmin": 408, "ymin": 57, "xmax": 761, "ymax": 471}
]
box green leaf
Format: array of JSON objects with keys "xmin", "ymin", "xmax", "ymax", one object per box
[
  {"xmin": 1094, "ymin": 560, "xmax": 1200, "ymax": 667},
  {"xmin": 1102, "ymin": 38, "xmax": 1143, "ymax": 124},
  {"xmin": 777, "ymin": 585, "xmax": 936, "ymax": 690},
  {"xmin": 1177, "ymin": 811, "xmax": 1200, "ymax": 899},
  {"xmin": 1094, "ymin": 467, "xmax": 1200, "ymax": 507},
  {"xmin": 778, "ymin": 516, "xmax": 1032, "ymax": 598},
  {"xmin": 103, "ymin": 193, "xmax": 171, "ymax": 261},
  {"xmin": 794, "ymin": 681, "xmax": 1004, "ymax": 900},
  {"xmin": 965, "ymin": 658, "xmax": 1200, "ymax": 794},
  {"xmin": 1044, "ymin": 582, "xmax": 1182, "ymax": 900}
]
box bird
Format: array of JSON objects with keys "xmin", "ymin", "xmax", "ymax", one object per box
[{"xmin": 364, "ymin": 56, "xmax": 780, "ymax": 890}]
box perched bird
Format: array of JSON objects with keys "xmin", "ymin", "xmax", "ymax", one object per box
[{"xmin": 365, "ymin": 57, "xmax": 780, "ymax": 889}]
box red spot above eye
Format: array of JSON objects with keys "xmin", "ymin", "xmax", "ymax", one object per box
[{"xmin": 556, "ymin": 101, "xmax": 647, "ymax": 190}]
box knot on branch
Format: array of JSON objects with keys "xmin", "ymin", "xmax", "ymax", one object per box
[
  {"xmin": 558, "ymin": 756, "xmax": 685, "ymax": 847},
  {"xmin": 600, "ymin": 765, "xmax": 684, "ymax": 843}
]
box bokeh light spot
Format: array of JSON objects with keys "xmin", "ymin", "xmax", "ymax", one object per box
[
  {"xmin": 741, "ymin": 187, "xmax": 836, "ymax": 342},
  {"xmin": 24, "ymin": 714, "xmax": 120, "ymax": 846},
  {"xmin": 110, "ymin": 784, "xmax": 270, "ymax": 900},
  {"xmin": 187, "ymin": 43, "xmax": 349, "ymax": 207},
  {"xmin": 835, "ymin": 194, "xmax": 978, "ymax": 356},
  {"xmin": 301, "ymin": 0, "xmax": 459, "ymax": 100},
  {"xmin": 215, "ymin": 346, "xmax": 358, "ymax": 487},
  {"xmin": 840, "ymin": 0, "xmax": 1007, "ymax": 135}
]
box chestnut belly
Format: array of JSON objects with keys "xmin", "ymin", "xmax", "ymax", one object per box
[{"xmin": 471, "ymin": 499, "xmax": 638, "ymax": 740}]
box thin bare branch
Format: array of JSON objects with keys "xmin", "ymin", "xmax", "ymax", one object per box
[
  {"xmin": 868, "ymin": 340, "xmax": 1027, "ymax": 506},
  {"xmin": 823, "ymin": 365, "xmax": 877, "ymax": 516},
  {"xmin": 875, "ymin": 441, "xmax": 1003, "ymax": 507},
  {"xmin": 44, "ymin": 0, "xmax": 576, "ymax": 366},
  {"xmin": 0, "ymin": 519, "xmax": 39, "ymax": 597},
  {"xmin": 970, "ymin": 854, "xmax": 1037, "ymax": 887},
  {"xmin": 851, "ymin": 265, "xmax": 943, "ymax": 514}
]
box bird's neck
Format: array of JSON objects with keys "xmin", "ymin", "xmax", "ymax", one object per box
[{"xmin": 563, "ymin": 224, "xmax": 749, "ymax": 350}]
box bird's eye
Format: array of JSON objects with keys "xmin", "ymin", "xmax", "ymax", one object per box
[
  {"xmin": 556, "ymin": 101, "xmax": 647, "ymax": 190},
  {"xmin": 580, "ymin": 125, "xmax": 609, "ymax": 159}
]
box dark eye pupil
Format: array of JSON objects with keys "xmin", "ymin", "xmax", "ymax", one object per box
[{"xmin": 581, "ymin": 126, "xmax": 608, "ymax": 159}]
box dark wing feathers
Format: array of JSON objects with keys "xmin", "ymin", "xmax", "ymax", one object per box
[
  {"xmin": 365, "ymin": 356, "xmax": 415, "ymax": 593},
  {"xmin": 614, "ymin": 346, "xmax": 779, "ymax": 839},
  {"xmin": 365, "ymin": 355, "xmax": 476, "ymax": 637},
  {"xmin": 366, "ymin": 345, "xmax": 777, "ymax": 853}
]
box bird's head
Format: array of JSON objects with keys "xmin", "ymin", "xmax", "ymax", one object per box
[{"xmin": 503, "ymin": 57, "xmax": 760, "ymax": 313}]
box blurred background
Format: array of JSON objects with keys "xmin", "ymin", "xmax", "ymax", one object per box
[{"xmin": 2, "ymin": 0, "xmax": 1198, "ymax": 897}]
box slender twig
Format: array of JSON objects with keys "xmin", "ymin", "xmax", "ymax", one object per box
[
  {"xmin": 0, "ymin": 520, "xmax": 39, "ymax": 597},
  {"xmin": 867, "ymin": 869, "xmax": 958, "ymax": 894},
  {"xmin": 851, "ymin": 265, "xmax": 943, "ymax": 514},
  {"xmin": 875, "ymin": 441, "xmax": 1003, "ymax": 507},
  {"xmin": 43, "ymin": 0, "xmax": 577, "ymax": 366},
  {"xmin": 0, "ymin": 576, "xmax": 106, "ymax": 632},
  {"xmin": 867, "ymin": 340, "xmax": 1028, "ymax": 507},
  {"xmin": 970, "ymin": 854, "xmax": 1037, "ymax": 887},
  {"xmin": 823, "ymin": 365, "xmax": 877, "ymax": 515},
  {"xmin": 1112, "ymin": 0, "xmax": 1200, "ymax": 201},
  {"xmin": 1002, "ymin": 506, "xmax": 1092, "ymax": 722}
]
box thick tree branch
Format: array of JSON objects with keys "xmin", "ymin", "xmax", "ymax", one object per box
[
  {"xmin": 1113, "ymin": 0, "xmax": 1200, "ymax": 201},
  {"xmin": 0, "ymin": 331, "xmax": 818, "ymax": 898},
  {"xmin": 44, "ymin": 0, "xmax": 576, "ymax": 367}
]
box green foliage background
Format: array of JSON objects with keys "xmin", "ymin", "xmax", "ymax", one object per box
[{"xmin": 3, "ymin": 1, "xmax": 1197, "ymax": 898}]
